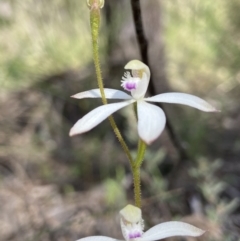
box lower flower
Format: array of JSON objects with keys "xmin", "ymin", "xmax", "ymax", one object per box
[{"xmin": 76, "ymin": 204, "xmax": 205, "ymax": 241}]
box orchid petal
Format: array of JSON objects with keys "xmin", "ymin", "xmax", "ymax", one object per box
[
  {"xmin": 72, "ymin": 88, "xmax": 132, "ymax": 100},
  {"xmin": 137, "ymin": 101, "xmax": 166, "ymax": 144},
  {"xmin": 70, "ymin": 100, "xmax": 134, "ymax": 136},
  {"xmin": 138, "ymin": 221, "xmax": 205, "ymax": 241},
  {"xmin": 76, "ymin": 236, "xmax": 119, "ymax": 241},
  {"xmin": 131, "ymin": 73, "xmax": 150, "ymax": 99},
  {"xmin": 145, "ymin": 92, "xmax": 218, "ymax": 112}
]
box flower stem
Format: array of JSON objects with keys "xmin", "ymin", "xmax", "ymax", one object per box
[
  {"xmin": 135, "ymin": 139, "xmax": 146, "ymax": 168},
  {"xmin": 90, "ymin": 9, "xmax": 107, "ymax": 104},
  {"xmin": 89, "ymin": 4, "xmax": 146, "ymax": 208},
  {"xmin": 131, "ymin": 103, "xmax": 146, "ymax": 208},
  {"xmin": 132, "ymin": 140, "xmax": 146, "ymax": 208},
  {"xmin": 133, "ymin": 166, "xmax": 141, "ymax": 208},
  {"xmin": 89, "ymin": 8, "xmax": 134, "ymax": 165}
]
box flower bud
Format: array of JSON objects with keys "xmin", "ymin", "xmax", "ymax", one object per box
[{"xmin": 87, "ymin": 0, "xmax": 105, "ymax": 9}]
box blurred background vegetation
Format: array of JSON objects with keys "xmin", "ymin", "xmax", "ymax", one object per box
[{"xmin": 0, "ymin": 0, "xmax": 240, "ymax": 240}]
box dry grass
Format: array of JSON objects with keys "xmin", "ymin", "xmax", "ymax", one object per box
[{"xmin": 0, "ymin": 0, "xmax": 240, "ymax": 240}]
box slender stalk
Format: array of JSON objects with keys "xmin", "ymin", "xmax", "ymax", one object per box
[
  {"xmin": 89, "ymin": 8, "xmax": 134, "ymax": 165},
  {"xmin": 131, "ymin": 102, "xmax": 146, "ymax": 207},
  {"xmin": 135, "ymin": 140, "xmax": 146, "ymax": 167},
  {"xmin": 133, "ymin": 166, "xmax": 141, "ymax": 208},
  {"xmin": 133, "ymin": 102, "xmax": 138, "ymax": 119},
  {"xmin": 90, "ymin": 9, "xmax": 107, "ymax": 104},
  {"xmin": 132, "ymin": 139, "xmax": 146, "ymax": 208},
  {"xmin": 89, "ymin": 2, "xmax": 147, "ymax": 207}
]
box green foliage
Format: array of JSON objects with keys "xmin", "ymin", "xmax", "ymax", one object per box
[
  {"xmin": 190, "ymin": 158, "xmax": 239, "ymax": 235},
  {"xmin": 163, "ymin": 0, "xmax": 237, "ymax": 94},
  {"xmin": 0, "ymin": 0, "xmax": 92, "ymax": 90},
  {"xmin": 104, "ymin": 176, "xmax": 126, "ymax": 208},
  {"xmin": 143, "ymin": 149, "xmax": 168, "ymax": 200}
]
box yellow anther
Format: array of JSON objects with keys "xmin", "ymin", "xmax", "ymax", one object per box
[{"xmin": 132, "ymin": 69, "xmax": 144, "ymax": 79}]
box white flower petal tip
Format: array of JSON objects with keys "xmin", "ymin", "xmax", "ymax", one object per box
[
  {"xmin": 69, "ymin": 101, "xmax": 133, "ymax": 136},
  {"xmin": 76, "ymin": 236, "xmax": 117, "ymax": 241},
  {"xmin": 71, "ymin": 89, "xmax": 132, "ymax": 100},
  {"xmin": 137, "ymin": 102, "xmax": 166, "ymax": 145},
  {"xmin": 214, "ymin": 108, "xmax": 221, "ymax": 113},
  {"xmin": 199, "ymin": 102, "xmax": 220, "ymax": 113},
  {"xmin": 141, "ymin": 221, "xmax": 205, "ymax": 241},
  {"xmin": 69, "ymin": 126, "xmax": 80, "ymax": 137}
]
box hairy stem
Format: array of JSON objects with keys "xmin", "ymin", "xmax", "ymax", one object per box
[
  {"xmin": 135, "ymin": 139, "xmax": 146, "ymax": 168},
  {"xmin": 133, "ymin": 165, "xmax": 141, "ymax": 208},
  {"xmin": 132, "ymin": 138, "xmax": 146, "ymax": 208},
  {"xmin": 131, "ymin": 102, "xmax": 146, "ymax": 207},
  {"xmin": 90, "ymin": 8, "xmax": 134, "ymax": 165}
]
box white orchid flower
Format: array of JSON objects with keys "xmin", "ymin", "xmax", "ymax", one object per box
[
  {"xmin": 76, "ymin": 204, "xmax": 205, "ymax": 241},
  {"xmin": 70, "ymin": 60, "xmax": 218, "ymax": 144}
]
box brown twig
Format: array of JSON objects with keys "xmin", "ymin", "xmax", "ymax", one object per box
[{"xmin": 130, "ymin": 0, "xmax": 189, "ymax": 162}]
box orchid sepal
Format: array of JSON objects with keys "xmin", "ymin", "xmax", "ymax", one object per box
[
  {"xmin": 139, "ymin": 221, "xmax": 205, "ymax": 241},
  {"xmin": 71, "ymin": 88, "xmax": 132, "ymax": 100},
  {"xmin": 76, "ymin": 236, "xmax": 118, "ymax": 241},
  {"xmin": 69, "ymin": 100, "xmax": 134, "ymax": 136},
  {"xmin": 145, "ymin": 92, "xmax": 219, "ymax": 112}
]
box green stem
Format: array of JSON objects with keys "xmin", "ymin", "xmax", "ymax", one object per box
[
  {"xmin": 133, "ymin": 166, "xmax": 141, "ymax": 208},
  {"xmin": 131, "ymin": 102, "xmax": 147, "ymax": 207},
  {"xmin": 133, "ymin": 102, "xmax": 146, "ymax": 168},
  {"xmin": 90, "ymin": 8, "xmax": 134, "ymax": 165},
  {"xmin": 133, "ymin": 102, "xmax": 138, "ymax": 119},
  {"xmin": 135, "ymin": 139, "xmax": 146, "ymax": 167},
  {"xmin": 90, "ymin": 9, "xmax": 107, "ymax": 104},
  {"xmin": 132, "ymin": 139, "xmax": 146, "ymax": 208},
  {"xmin": 89, "ymin": 5, "xmax": 147, "ymax": 207}
]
